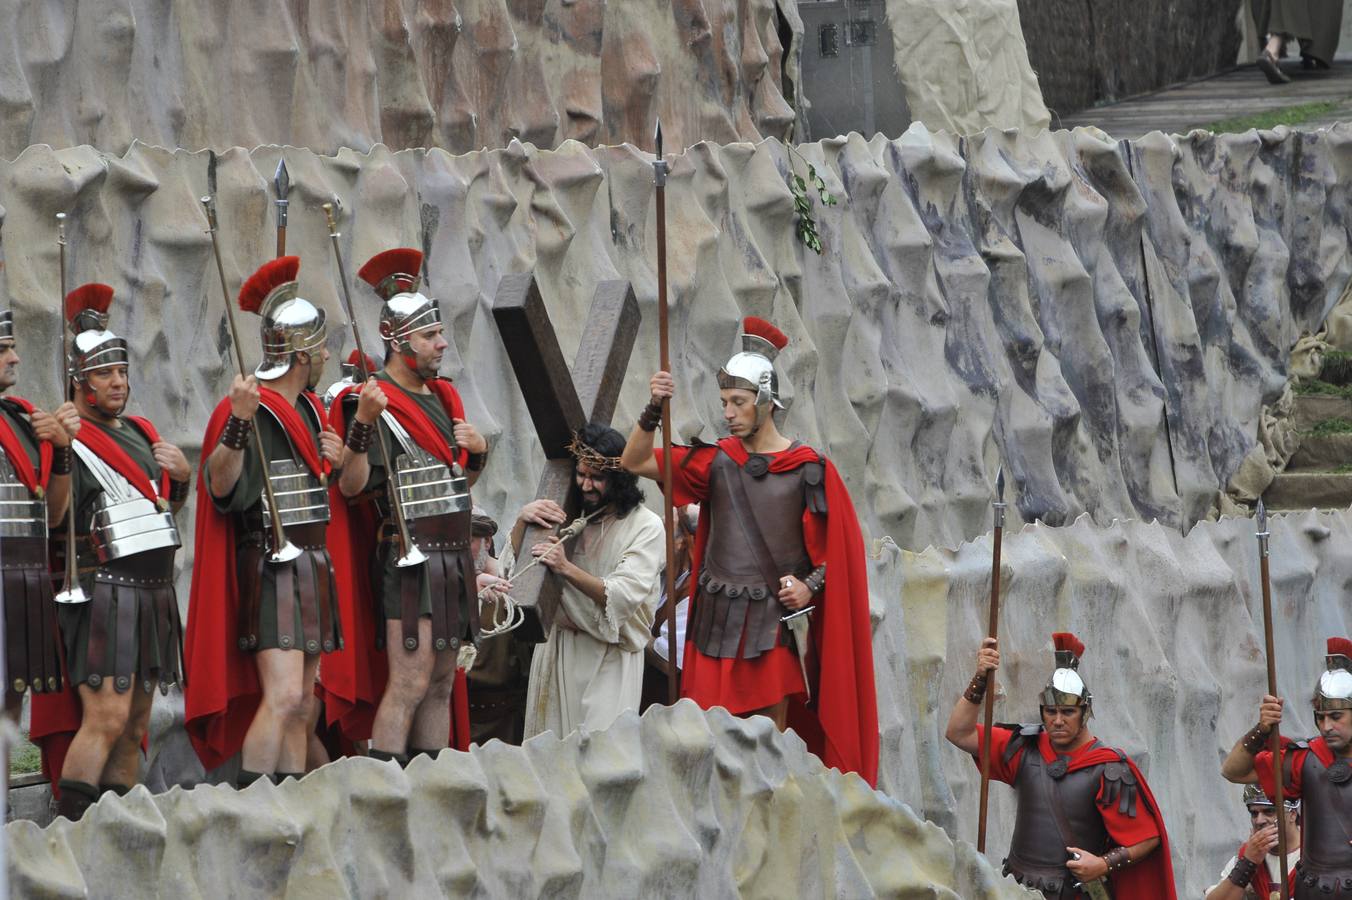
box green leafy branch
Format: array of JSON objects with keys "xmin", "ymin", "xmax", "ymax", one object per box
[{"xmin": 786, "ymin": 145, "xmax": 836, "ymax": 255}]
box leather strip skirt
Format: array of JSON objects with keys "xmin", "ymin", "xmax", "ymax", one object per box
[
  {"xmin": 2, "ymin": 535, "xmax": 62, "ymax": 695},
  {"xmin": 376, "ymin": 511, "xmax": 478, "ymax": 653},
  {"xmin": 237, "ymin": 523, "xmax": 342, "ymax": 656}
]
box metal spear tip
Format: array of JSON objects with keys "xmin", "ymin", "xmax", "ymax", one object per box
[
  {"xmin": 1256, "ymin": 498, "xmax": 1268, "ymax": 533},
  {"xmin": 273, "ymin": 158, "xmax": 291, "ymax": 199},
  {"xmin": 654, "ymin": 119, "xmax": 663, "ymax": 159},
  {"xmin": 995, "ymin": 465, "xmax": 1005, "ymax": 502},
  {"xmin": 207, "ymin": 149, "xmax": 218, "ymax": 197}
]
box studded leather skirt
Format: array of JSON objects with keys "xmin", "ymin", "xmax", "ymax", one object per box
[
  {"xmin": 375, "ymin": 511, "xmax": 478, "ymax": 654},
  {"xmin": 2, "ymin": 535, "xmax": 62, "ymax": 695},
  {"xmin": 237, "ymin": 523, "xmax": 343, "ymax": 656},
  {"xmin": 58, "ymin": 547, "xmax": 182, "ymax": 694}
]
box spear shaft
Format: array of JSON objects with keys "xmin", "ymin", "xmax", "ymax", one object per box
[
  {"xmin": 654, "ymin": 122, "xmax": 679, "ymax": 704},
  {"xmin": 977, "ymin": 467, "xmax": 1005, "ymax": 854},
  {"xmin": 52, "ymin": 214, "xmax": 85, "ymax": 606},
  {"xmin": 1256, "ymin": 501, "xmax": 1290, "ymax": 899}
]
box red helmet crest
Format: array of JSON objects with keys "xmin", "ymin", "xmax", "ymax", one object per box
[{"xmin": 238, "ymin": 256, "xmax": 300, "ymax": 314}]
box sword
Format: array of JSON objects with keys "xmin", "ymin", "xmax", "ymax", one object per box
[
  {"xmin": 780, "ymin": 598, "xmax": 814, "ymax": 702},
  {"xmin": 1073, "ymin": 877, "xmax": 1111, "ymax": 900}
]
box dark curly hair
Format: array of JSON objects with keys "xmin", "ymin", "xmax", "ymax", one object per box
[{"xmin": 575, "ymin": 421, "xmax": 644, "ymax": 517}]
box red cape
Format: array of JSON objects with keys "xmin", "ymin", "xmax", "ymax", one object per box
[
  {"xmin": 30, "ymin": 416, "xmax": 168, "ymax": 793},
  {"xmin": 1005, "ymin": 732, "xmax": 1177, "ymax": 899},
  {"xmin": 182, "ymin": 389, "xmax": 349, "ymax": 770},
  {"xmin": 0, "ymin": 396, "xmax": 53, "ymax": 494},
  {"xmin": 663, "ymin": 437, "xmax": 879, "ymax": 787},
  {"xmin": 1240, "ymin": 838, "xmax": 1296, "ymax": 898},
  {"xmin": 317, "ymin": 376, "xmax": 469, "ymax": 752}
]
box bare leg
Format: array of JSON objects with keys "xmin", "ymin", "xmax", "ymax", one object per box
[
  {"xmin": 240, "ymin": 649, "xmax": 307, "ymax": 774},
  {"xmin": 740, "ymin": 699, "xmax": 789, "ymax": 731},
  {"xmin": 99, "ymin": 686, "xmax": 154, "ymax": 788},
  {"xmin": 60, "ymin": 682, "xmax": 134, "ymax": 784},
  {"xmin": 279, "ymin": 654, "xmax": 321, "ymax": 772},
  {"xmin": 4, "ymin": 689, "xmax": 22, "ymax": 776},
  {"xmin": 407, "ymin": 646, "xmax": 457, "ymax": 751},
  {"xmin": 370, "ymin": 619, "xmax": 433, "ymax": 755},
  {"xmin": 304, "ymin": 686, "xmax": 330, "ymax": 771}
]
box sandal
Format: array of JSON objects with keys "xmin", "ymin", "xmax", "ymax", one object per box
[{"xmin": 1258, "ymin": 49, "xmax": 1292, "ymax": 84}]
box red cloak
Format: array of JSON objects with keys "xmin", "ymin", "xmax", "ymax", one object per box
[
  {"xmin": 317, "ymin": 376, "xmax": 469, "ymax": 751},
  {"xmin": 29, "ymin": 415, "xmax": 168, "ymax": 791},
  {"xmin": 656, "ymin": 437, "xmax": 879, "ymax": 787},
  {"xmin": 977, "ymin": 726, "xmax": 1177, "ymax": 898},
  {"xmin": 0, "ymin": 396, "xmax": 53, "ymax": 493},
  {"xmin": 1239, "ymin": 838, "xmax": 1296, "ymax": 898},
  {"xmin": 182, "ymin": 389, "xmax": 346, "ymax": 770}
]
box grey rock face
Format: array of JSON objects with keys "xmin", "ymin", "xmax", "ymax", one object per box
[
  {"xmin": 7, "ymin": 702, "xmax": 1035, "ymax": 898},
  {"xmin": 0, "ymin": 0, "xmax": 800, "ymax": 160}
]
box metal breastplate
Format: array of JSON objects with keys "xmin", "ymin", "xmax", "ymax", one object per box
[
  {"xmin": 73, "ymin": 442, "xmax": 181, "ymax": 563},
  {"xmin": 1298, "ymin": 748, "xmax": 1352, "ymax": 873},
  {"xmin": 703, "ymin": 450, "xmax": 811, "ymax": 584},
  {"xmin": 1006, "ymin": 736, "xmax": 1109, "ymax": 889},
  {"xmin": 0, "ymin": 451, "xmax": 46, "ymax": 540},
  {"xmin": 383, "ymin": 411, "xmax": 470, "ymax": 521},
  {"xmin": 260, "ymin": 458, "xmax": 331, "ymax": 527}
]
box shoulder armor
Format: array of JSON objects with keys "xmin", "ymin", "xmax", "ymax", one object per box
[
  {"xmin": 1099, "ymin": 752, "xmax": 1139, "ymax": 818},
  {"xmin": 999, "ymin": 723, "xmax": 1042, "ymax": 767},
  {"xmin": 1295, "ymin": 739, "xmax": 1311, "ymax": 750},
  {"xmin": 803, "ymin": 458, "xmax": 827, "ymax": 514}
]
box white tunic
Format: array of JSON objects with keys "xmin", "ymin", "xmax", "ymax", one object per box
[{"xmin": 524, "ymin": 505, "xmax": 664, "ymax": 739}]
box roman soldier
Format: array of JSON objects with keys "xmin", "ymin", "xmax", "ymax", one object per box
[
  {"xmin": 1203, "ymin": 783, "xmax": 1301, "ymax": 900},
  {"xmin": 322, "ymin": 349, "xmax": 375, "ymax": 411},
  {"xmin": 619, "ymin": 316, "xmax": 878, "ymax": 786},
  {"xmin": 182, "ymin": 256, "xmax": 345, "ymax": 785},
  {"xmin": 944, "ymin": 633, "xmax": 1177, "ymax": 898},
  {"xmin": 324, "ymin": 247, "xmax": 485, "ymax": 764},
  {"xmin": 30, "ymin": 283, "xmax": 191, "ymax": 821},
  {"xmin": 1222, "ymin": 637, "xmax": 1352, "ymax": 897},
  {"xmin": 0, "ymin": 307, "xmax": 79, "ymax": 718}
]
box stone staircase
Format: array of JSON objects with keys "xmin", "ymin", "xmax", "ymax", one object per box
[{"xmin": 1263, "ymin": 392, "xmax": 1352, "ymax": 510}]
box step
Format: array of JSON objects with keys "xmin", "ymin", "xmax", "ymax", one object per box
[
  {"xmin": 1287, "ymin": 432, "xmax": 1352, "ymax": 471},
  {"xmin": 1293, "ymin": 394, "xmax": 1352, "ymax": 430},
  {"xmin": 1262, "ymin": 471, "xmax": 1352, "ymax": 510}
]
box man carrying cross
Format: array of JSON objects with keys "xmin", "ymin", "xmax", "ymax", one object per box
[
  {"xmin": 515, "ymin": 423, "xmax": 663, "ymax": 738},
  {"xmin": 620, "ymin": 316, "xmax": 877, "ymax": 785}
]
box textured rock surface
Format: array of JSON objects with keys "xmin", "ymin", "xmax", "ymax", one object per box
[
  {"xmin": 0, "ymin": 0, "xmax": 800, "ymax": 159},
  {"xmin": 1018, "ymin": 0, "xmax": 1244, "ymax": 117},
  {"xmin": 6, "ymin": 702, "xmax": 1034, "ymax": 898},
  {"xmin": 877, "ymin": 507, "xmax": 1352, "ymax": 898}
]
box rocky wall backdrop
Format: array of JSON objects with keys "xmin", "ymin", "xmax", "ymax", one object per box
[
  {"xmin": 0, "ymin": 0, "xmax": 801, "ymax": 160},
  {"xmin": 1, "ymin": 126, "xmax": 1348, "ymax": 894}
]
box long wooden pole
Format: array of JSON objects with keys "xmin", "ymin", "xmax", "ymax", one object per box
[
  {"xmin": 654, "ymin": 122, "xmax": 679, "ymax": 704},
  {"xmin": 976, "ymin": 466, "xmax": 1005, "ymax": 853},
  {"xmin": 1256, "ymin": 499, "xmax": 1289, "ymax": 900},
  {"xmin": 200, "ymin": 196, "xmax": 299, "ymax": 563},
  {"xmin": 52, "ymin": 214, "xmax": 86, "ymax": 606}
]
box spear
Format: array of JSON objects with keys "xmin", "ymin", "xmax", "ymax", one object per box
[
  {"xmin": 1256, "ymin": 499, "xmax": 1290, "ymax": 899},
  {"xmin": 52, "ymin": 213, "xmax": 87, "ymax": 605},
  {"xmin": 976, "ymin": 466, "xmax": 1005, "ymax": 852},
  {"xmin": 653, "ymin": 121, "xmax": 679, "ymax": 704},
  {"xmin": 272, "ymin": 159, "xmax": 290, "ymax": 258},
  {"xmin": 200, "ymin": 181, "xmax": 300, "ymax": 563}
]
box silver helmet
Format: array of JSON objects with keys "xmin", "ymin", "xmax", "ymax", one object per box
[
  {"xmin": 1315, "ymin": 637, "xmax": 1352, "ymax": 713},
  {"xmin": 238, "ymin": 256, "xmax": 326, "ymax": 381},
  {"xmin": 1039, "ymin": 632, "xmax": 1092, "ymax": 711},
  {"xmin": 65, "ymin": 283, "xmax": 129, "ymax": 380},
  {"xmin": 357, "ymin": 248, "xmax": 438, "ymax": 352},
  {"xmin": 1243, "ymin": 781, "xmax": 1299, "ymax": 812},
  {"xmin": 322, "ymin": 349, "xmax": 374, "ymax": 410},
  {"xmin": 717, "ymin": 317, "xmax": 788, "ymax": 433},
  {"xmin": 0, "ymin": 308, "xmax": 12, "ymax": 344}
]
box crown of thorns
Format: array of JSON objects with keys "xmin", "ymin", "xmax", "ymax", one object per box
[{"xmin": 567, "ymin": 434, "xmax": 625, "ymax": 472}]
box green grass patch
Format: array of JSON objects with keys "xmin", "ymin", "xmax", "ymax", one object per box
[
  {"xmin": 1309, "ymin": 417, "xmax": 1352, "ymax": 436},
  {"xmin": 1202, "ymin": 100, "xmax": 1346, "ymax": 134},
  {"xmin": 1335, "ymin": 463, "xmax": 1352, "ymax": 474},
  {"xmin": 9, "ymin": 738, "xmax": 40, "ymax": 776},
  {"xmin": 1294, "ymin": 379, "xmax": 1352, "ymax": 399},
  {"xmin": 1322, "ymin": 350, "xmax": 1352, "ymax": 387}
]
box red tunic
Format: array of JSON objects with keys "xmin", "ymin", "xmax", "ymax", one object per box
[
  {"xmin": 656, "ymin": 438, "xmax": 878, "ymax": 787},
  {"xmin": 974, "ymin": 725, "xmax": 1177, "ymax": 898}
]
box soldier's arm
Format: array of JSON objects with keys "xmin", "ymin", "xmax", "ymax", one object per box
[
  {"xmin": 620, "ymin": 371, "xmax": 672, "ymax": 481},
  {"xmin": 1066, "ymin": 837, "xmax": 1160, "ymax": 881},
  {"xmin": 207, "ymin": 375, "xmax": 259, "ymax": 499},
  {"xmin": 337, "ymin": 380, "xmax": 386, "ymax": 498},
  {"xmin": 32, "ymin": 403, "xmax": 79, "ymax": 526},
  {"xmin": 944, "ymin": 637, "xmax": 999, "ymax": 756},
  {"xmin": 1221, "ymin": 694, "xmax": 1284, "ymax": 784}
]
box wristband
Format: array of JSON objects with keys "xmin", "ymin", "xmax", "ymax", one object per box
[
  {"xmin": 169, "ymin": 479, "xmax": 190, "ymax": 503},
  {"xmin": 1104, "ymin": 846, "xmax": 1131, "ymax": 872},
  {"xmin": 803, "ymin": 563, "xmax": 827, "ymax": 594},
  {"xmin": 638, "ymin": 400, "xmax": 663, "ymax": 432},
  {"xmin": 963, "ymin": 672, "xmax": 988, "ymax": 705},
  {"xmin": 220, "ymin": 415, "xmax": 253, "ymax": 451},
  {"xmin": 1242, "ymin": 723, "xmax": 1270, "ymax": 755},
  {"xmin": 466, "ymin": 451, "xmax": 487, "ymax": 472},
  {"xmin": 1227, "ymin": 855, "xmax": 1258, "ymax": 887},
  {"xmin": 50, "ymin": 446, "xmax": 72, "ymax": 476},
  {"xmin": 345, "ymin": 420, "xmax": 375, "ymax": 454}
]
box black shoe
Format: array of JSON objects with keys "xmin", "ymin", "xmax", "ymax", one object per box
[
  {"xmin": 1258, "ymin": 50, "xmax": 1292, "ymax": 84},
  {"xmin": 235, "ymin": 768, "xmax": 269, "ymax": 789},
  {"xmin": 56, "ymin": 780, "xmax": 100, "ymax": 822}
]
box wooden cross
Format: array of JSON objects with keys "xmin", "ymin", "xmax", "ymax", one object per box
[{"xmin": 492, "ymin": 273, "xmax": 640, "ymax": 634}]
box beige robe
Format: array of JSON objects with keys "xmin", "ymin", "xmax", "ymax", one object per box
[{"xmin": 524, "ymin": 506, "xmax": 664, "ymax": 739}]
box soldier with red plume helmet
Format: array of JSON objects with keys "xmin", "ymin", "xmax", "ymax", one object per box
[
  {"xmin": 30, "ymin": 283, "xmax": 192, "ymax": 821},
  {"xmin": 945, "ymin": 632, "xmax": 1177, "ymax": 897},
  {"xmin": 620, "ymin": 316, "xmax": 878, "ymax": 786},
  {"xmin": 326, "ymin": 246, "xmax": 487, "ymax": 765},
  {"xmin": 1222, "ymin": 637, "xmax": 1352, "ymax": 896},
  {"xmin": 182, "ymin": 256, "xmax": 346, "ymax": 786},
  {"xmin": 0, "ymin": 296, "xmax": 80, "ymax": 733}
]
